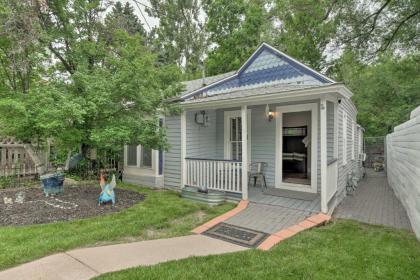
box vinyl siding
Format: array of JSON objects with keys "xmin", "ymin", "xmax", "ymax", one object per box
[
  {"xmin": 327, "ymin": 101, "xmax": 335, "ymax": 163},
  {"xmin": 163, "ymin": 115, "xmax": 181, "ymax": 190},
  {"xmin": 186, "ymin": 110, "xmax": 217, "ymax": 158},
  {"xmin": 387, "ymin": 105, "xmax": 420, "ymax": 238},
  {"xmin": 336, "ymin": 98, "xmax": 360, "ymax": 204}
]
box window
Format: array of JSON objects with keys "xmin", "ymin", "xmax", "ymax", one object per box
[
  {"xmin": 342, "ymin": 111, "xmax": 347, "ymax": 165},
  {"xmin": 127, "ymin": 145, "xmax": 138, "ymax": 166},
  {"xmin": 141, "ymin": 147, "xmax": 152, "ymax": 168},
  {"xmin": 230, "ymin": 117, "xmax": 242, "ymax": 160}
]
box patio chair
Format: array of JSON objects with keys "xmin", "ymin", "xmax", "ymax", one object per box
[{"xmin": 248, "ymin": 162, "xmax": 267, "ymax": 189}]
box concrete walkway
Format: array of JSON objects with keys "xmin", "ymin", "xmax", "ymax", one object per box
[
  {"xmin": 0, "ymin": 235, "xmax": 247, "ymax": 280},
  {"xmin": 334, "ymin": 170, "xmax": 412, "ymax": 230}
]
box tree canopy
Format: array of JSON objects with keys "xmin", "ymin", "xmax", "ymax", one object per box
[
  {"xmin": 0, "ymin": 0, "xmax": 419, "ymax": 152},
  {"xmin": 0, "ymin": 0, "xmax": 181, "ymax": 158}
]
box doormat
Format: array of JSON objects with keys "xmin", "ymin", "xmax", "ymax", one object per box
[{"xmin": 203, "ymin": 222, "xmax": 269, "ymax": 248}]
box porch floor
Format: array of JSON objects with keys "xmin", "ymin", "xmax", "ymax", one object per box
[
  {"xmin": 224, "ymin": 186, "xmax": 320, "ymax": 234},
  {"xmin": 248, "ymin": 186, "xmax": 321, "ymax": 213},
  {"xmin": 224, "ymin": 202, "xmax": 312, "ymax": 234}
]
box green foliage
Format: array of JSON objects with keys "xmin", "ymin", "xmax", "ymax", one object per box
[
  {"xmin": 338, "ymin": 0, "xmax": 420, "ymax": 58},
  {"xmin": 105, "ymin": 1, "xmax": 147, "ymax": 38},
  {"xmin": 269, "ymin": 0, "xmax": 344, "ymax": 71},
  {"xmin": 203, "ymin": 0, "xmax": 267, "ymax": 75},
  {"xmin": 146, "ymin": 0, "xmax": 206, "ymax": 79},
  {"xmin": 0, "ymin": 1, "xmax": 182, "ymax": 155},
  {"xmin": 337, "ymin": 52, "xmax": 420, "ymax": 136}
]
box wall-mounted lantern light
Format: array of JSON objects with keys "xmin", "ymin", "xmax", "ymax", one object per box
[{"xmin": 265, "ymin": 104, "xmax": 274, "ymax": 122}]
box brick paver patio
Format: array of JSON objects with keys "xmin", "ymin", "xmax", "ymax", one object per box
[{"xmin": 334, "ymin": 170, "xmax": 412, "ymax": 230}]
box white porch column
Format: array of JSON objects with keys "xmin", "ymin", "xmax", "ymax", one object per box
[
  {"xmin": 180, "ymin": 110, "xmax": 187, "ymax": 189},
  {"xmin": 320, "ymin": 98, "xmax": 328, "ymax": 213},
  {"xmin": 241, "ymin": 105, "xmax": 248, "ymax": 200}
]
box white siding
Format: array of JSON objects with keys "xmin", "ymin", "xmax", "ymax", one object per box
[
  {"xmin": 163, "ymin": 115, "xmax": 182, "ymax": 190},
  {"xmin": 336, "ymin": 98, "xmax": 360, "ymax": 205},
  {"xmin": 387, "ymin": 105, "xmax": 420, "ymax": 238},
  {"xmin": 186, "ymin": 110, "xmax": 217, "ymax": 158}
]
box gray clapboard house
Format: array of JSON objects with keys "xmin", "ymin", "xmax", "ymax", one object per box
[{"xmin": 124, "ymin": 43, "xmax": 364, "ymax": 213}]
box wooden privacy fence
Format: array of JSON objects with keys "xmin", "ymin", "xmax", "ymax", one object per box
[
  {"xmin": 386, "ymin": 105, "xmax": 420, "ymax": 239},
  {"xmin": 0, "ymin": 138, "xmax": 40, "ymax": 177},
  {"xmin": 364, "ymin": 136, "xmax": 385, "ymax": 168}
]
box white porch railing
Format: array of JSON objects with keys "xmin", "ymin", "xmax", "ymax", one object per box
[
  {"xmin": 326, "ymin": 159, "xmax": 338, "ymax": 202},
  {"xmin": 185, "ymin": 158, "xmax": 242, "ymax": 193}
]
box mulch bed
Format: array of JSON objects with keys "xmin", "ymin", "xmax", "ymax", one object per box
[{"xmin": 0, "ymin": 186, "xmax": 145, "ymax": 226}]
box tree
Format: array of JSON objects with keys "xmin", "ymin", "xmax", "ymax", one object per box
[
  {"xmin": 336, "ymin": 52, "xmax": 420, "ymax": 136},
  {"xmin": 105, "ymin": 1, "xmax": 147, "ymax": 42},
  {"xmin": 145, "ymin": 0, "xmax": 206, "ymax": 79},
  {"xmin": 203, "ymin": 0, "xmax": 267, "ymax": 75},
  {"xmin": 268, "ymin": 0, "xmax": 345, "ymax": 71},
  {"xmin": 0, "ymin": 1, "xmax": 182, "ymax": 161},
  {"xmin": 0, "ymin": 0, "xmax": 42, "ymax": 94},
  {"xmin": 339, "ymin": 0, "xmax": 420, "ymax": 59}
]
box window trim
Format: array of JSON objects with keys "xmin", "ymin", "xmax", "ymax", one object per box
[{"xmin": 140, "ymin": 146, "xmax": 153, "ymax": 169}]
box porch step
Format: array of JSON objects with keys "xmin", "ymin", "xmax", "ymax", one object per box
[{"xmin": 263, "ymin": 188, "xmax": 318, "ymax": 201}]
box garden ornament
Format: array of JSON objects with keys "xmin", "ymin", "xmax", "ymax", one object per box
[
  {"xmin": 15, "ymin": 191, "xmax": 25, "ymax": 204},
  {"xmin": 98, "ymin": 174, "xmax": 116, "ymax": 206},
  {"xmin": 3, "ymin": 196, "xmax": 13, "ymax": 205}
]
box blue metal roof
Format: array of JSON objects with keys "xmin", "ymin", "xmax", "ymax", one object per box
[{"xmin": 182, "ymin": 43, "xmax": 333, "ymax": 100}]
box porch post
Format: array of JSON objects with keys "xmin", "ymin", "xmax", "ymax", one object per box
[
  {"xmin": 180, "ymin": 110, "xmax": 187, "ymax": 189},
  {"xmin": 320, "ymin": 98, "xmax": 328, "ymax": 213},
  {"xmin": 241, "ymin": 105, "xmax": 248, "ymax": 200}
]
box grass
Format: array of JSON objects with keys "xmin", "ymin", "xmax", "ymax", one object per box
[
  {"xmin": 0, "ymin": 183, "xmax": 234, "ymax": 270},
  {"xmin": 96, "ymin": 220, "xmax": 420, "ymax": 280}
]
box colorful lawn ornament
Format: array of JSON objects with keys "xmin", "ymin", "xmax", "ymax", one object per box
[{"xmin": 98, "ymin": 174, "xmax": 116, "ymax": 206}]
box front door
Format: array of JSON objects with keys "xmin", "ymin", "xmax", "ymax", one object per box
[
  {"xmin": 224, "ymin": 110, "xmax": 251, "ymax": 161},
  {"xmin": 275, "ymin": 103, "xmax": 318, "ymax": 193}
]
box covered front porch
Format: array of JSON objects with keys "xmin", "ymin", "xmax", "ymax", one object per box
[{"xmin": 179, "ymin": 87, "xmax": 343, "ymax": 213}]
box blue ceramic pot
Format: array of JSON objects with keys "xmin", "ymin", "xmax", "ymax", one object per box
[{"xmin": 40, "ymin": 173, "xmax": 65, "ymax": 196}]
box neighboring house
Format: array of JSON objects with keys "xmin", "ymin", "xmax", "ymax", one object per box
[{"xmin": 126, "ymin": 43, "xmax": 364, "ymax": 213}]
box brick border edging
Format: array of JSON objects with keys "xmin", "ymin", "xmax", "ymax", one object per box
[
  {"xmin": 258, "ymin": 213, "xmax": 331, "ymax": 251},
  {"xmin": 191, "ymin": 200, "xmax": 249, "ymax": 234}
]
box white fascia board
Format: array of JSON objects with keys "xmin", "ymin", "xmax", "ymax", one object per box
[{"xmin": 181, "ymin": 84, "xmax": 350, "ymax": 110}]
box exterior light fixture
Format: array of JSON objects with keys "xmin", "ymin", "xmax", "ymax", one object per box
[{"xmin": 265, "ymin": 104, "xmax": 274, "ymax": 122}]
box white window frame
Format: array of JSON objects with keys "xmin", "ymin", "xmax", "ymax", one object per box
[
  {"xmin": 275, "ymin": 103, "xmax": 318, "ymax": 193},
  {"xmin": 223, "ymin": 110, "xmax": 251, "ymax": 161},
  {"xmin": 124, "ymin": 144, "xmax": 157, "ymax": 172},
  {"xmin": 342, "ymin": 111, "xmax": 348, "ymax": 166}
]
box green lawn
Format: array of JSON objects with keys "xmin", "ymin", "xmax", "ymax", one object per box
[
  {"xmin": 0, "ymin": 183, "xmax": 234, "ymax": 270},
  {"xmin": 96, "ymin": 220, "xmax": 420, "ymax": 280}
]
